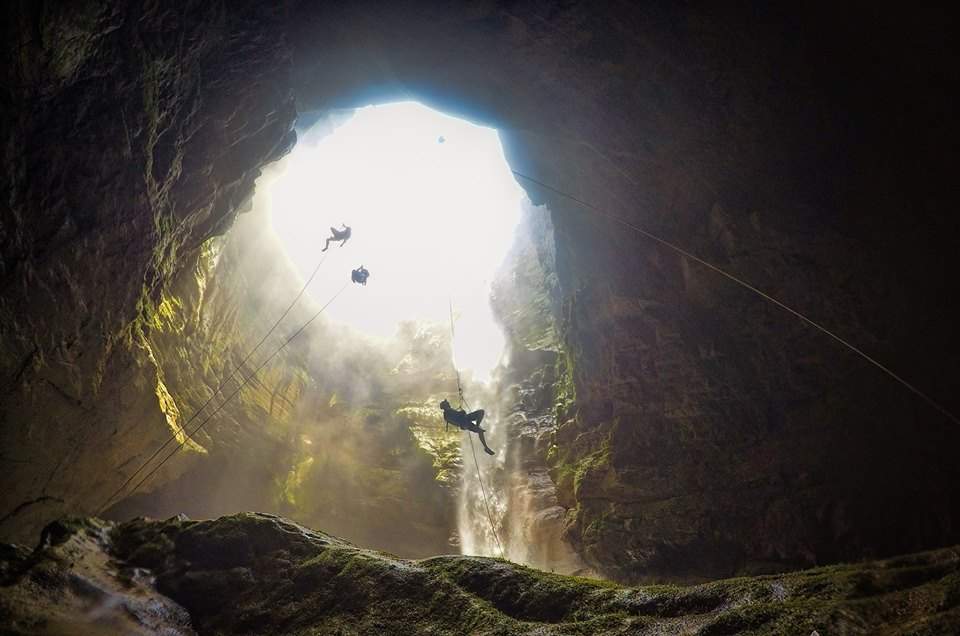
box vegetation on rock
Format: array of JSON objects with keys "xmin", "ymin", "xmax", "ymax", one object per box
[{"xmin": 2, "ymin": 513, "xmax": 959, "ymax": 635}]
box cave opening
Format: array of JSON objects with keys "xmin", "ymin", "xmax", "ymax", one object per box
[
  {"xmin": 260, "ymin": 100, "xmax": 528, "ymax": 558},
  {"xmin": 100, "ymin": 100, "xmax": 573, "ymax": 566},
  {"xmin": 264, "ymin": 101, "xmax": 523, "ymax": 381}
]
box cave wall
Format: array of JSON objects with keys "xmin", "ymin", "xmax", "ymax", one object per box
[
  {"xmin": 2, "ymin": 0, "xmax": 959, "ymax": 583},
  {"xmin": 491, "ymin": 203, "xmax": 590, "ymax": 575},
  {"xmin": 289, "ymin": 0, "xmax": 960, "ymax": 582},
  {"xmin": 101, "ymin": 195, "xmax": 463, "ymax": 559},
  {"xmin": 0, "ymin": 1, "xmax": 297, "ymax": 540}
]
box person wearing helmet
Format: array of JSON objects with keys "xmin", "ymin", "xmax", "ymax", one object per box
[{"xmin": 439, "ymin": 399, "xmax": 495, "ymax": 455}]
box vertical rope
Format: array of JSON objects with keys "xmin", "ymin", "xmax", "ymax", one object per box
[
  {"xmin": 98, "ymin": 253, "xmax": 330, "ymax": 513},
  {"xmin": 98, "ymin": 280, "xmax": 350, "ymax": 513},
  {"xmin": 448, "ymin": 297, "xmax": 506, "ymax": 559},
  {"xmin": 467, "ymin": 431, "xmax": 505, "ymax": 559}
]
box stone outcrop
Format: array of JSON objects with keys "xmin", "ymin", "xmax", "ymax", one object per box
[
  {"xmin": 490, "ymin": 204, "xmax": 588, "ymax": 574},
  {"xmin": 0, "ymin": 1, "xmax": 297, "ymax": 541},
  {"xmin": 3, "ymin": 513, "xmax": 960, "ymax": 635}
]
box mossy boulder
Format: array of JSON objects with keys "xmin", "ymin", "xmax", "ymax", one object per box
[{"xmin": 2, "ymin": 513, "xmax": 959, "ymax": 634}]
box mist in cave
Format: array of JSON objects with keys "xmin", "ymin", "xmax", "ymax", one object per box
[
  {"xmin": 265, "ymin": 101, "xmax": 523, "ymax": 381},
  {"xmin": 198, "ymin": 101, "xmax": 539, "ymax": 560}
]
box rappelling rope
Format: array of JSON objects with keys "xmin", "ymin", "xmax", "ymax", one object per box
[
  {"xmin": 466, "ymin": 434, "xmax": 505, "ymax": 559},
  {"xmin": 367, "ymin": 5, "xmax": 954, "ymax": 423},
  {"xmin": 97, "ymin": 278, "xmax": 349, "ymax": 513},
  {"xmin": 447, "ymin": 300, "xmax": 467, "ymax": 411},
  {"xmin": 98, "ymin": 253, "xmax": 330, "ymax": 513},
  {"xmin": 509, "ymin": 169, "xmax": 960, "ymax": 429},
  {"xmin": 448, "ymin": 299, "xmax": 506, "ymax": 560}
]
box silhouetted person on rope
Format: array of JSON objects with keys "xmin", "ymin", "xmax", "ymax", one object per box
[
  {"xmin": 440, "ymin": 399, "xmax": 495, "ymax": 455},
  {"xmin": 351, "ymin": 265, "xmax": 370, "ymax": 286},
  {"xmin": 322, "ymin": 224, "xmax": 351, "ymax": 251}
]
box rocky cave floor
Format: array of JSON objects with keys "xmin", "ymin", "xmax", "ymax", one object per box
[{"xmin": 0, "ymin": 513, "xmax": 958, "ymax": 635}]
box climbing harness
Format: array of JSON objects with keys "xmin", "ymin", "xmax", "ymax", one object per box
[
  {"xmin": 97, "ymin": 253, "xmax": 339, "ymax": 513},
  {"xmin": 448, "ymin": 299, "xmax": 506, "ymax": 560},
  {"xmin": 508, "ymin": 169, "xmax": 960, "ymax": 429}
]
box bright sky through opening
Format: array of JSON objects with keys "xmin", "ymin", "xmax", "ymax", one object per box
[{"xmin": 264, "ymin": 102, "xmax": 525, "ymax": 379}]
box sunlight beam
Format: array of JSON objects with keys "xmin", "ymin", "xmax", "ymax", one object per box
[{"xmin": 262, "ymin": 102, "xmax": 524, "ymax": 380}]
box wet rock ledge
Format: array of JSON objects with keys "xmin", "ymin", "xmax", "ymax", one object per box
[{"xmin": 1, "ymin": 513, "xmax": 958, "ymax": 635}]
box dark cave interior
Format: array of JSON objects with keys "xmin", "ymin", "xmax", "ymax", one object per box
[{"xmin": 1, "ymin": 2, "xmax": 959, "ymax": 634}]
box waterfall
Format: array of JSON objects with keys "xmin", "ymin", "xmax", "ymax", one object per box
[
  {"xmin": 454, "ymin": 357, "xmax": 593, "ymax": 575},
  {"xmin": 456, "ymin": 405, "xmax": 507, "ymax": 557}
]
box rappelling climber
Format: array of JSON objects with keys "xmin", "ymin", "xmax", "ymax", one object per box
[
  {"xmin": 321, "ymin": 224, "xmax": 352, "ymax": 251},
  {"xmin": 351, "ymin": 265, "xmax": 370, "ymax": 286},
  {"xmin": 440, "ymin": 399, "xmax": 495, "ymax": 455}
]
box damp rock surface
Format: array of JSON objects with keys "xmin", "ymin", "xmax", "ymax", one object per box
[
  {"xmin": 0, "ymin": 1, "xmax": 297, "ymax": 542},
  {"xmin": 0, "ymin": 518, "xmax": 195, "ymax": 635},
  {"xmin": 3, "ymin": 513, "xmax": 960, "ymax": 635}
]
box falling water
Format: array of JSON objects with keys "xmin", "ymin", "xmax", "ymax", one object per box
[
  {"xmin": 453, "ymin": 202, "xmax": 594, "ymax": 574},
  {"xmin": 456, "ymin": 401, "xmax": 507, "ymax": 557},
  {"xmin": 263, "ymin": 100, "xmax": 561, "ymax": 563},
  {"xmin": 454, "ymin": 378, "xmax": 593, "ymax": 572}
]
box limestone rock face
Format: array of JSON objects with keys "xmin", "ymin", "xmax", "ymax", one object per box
[
  {"xmin": 491, "ymin": 205, "xmax": 589, "ymax": 575},
  {"xmin": 0, "ymin": 2, "xmax": 296, "ymax": 540},
  {"xmin": 3, "ymin": 514, "xmax": 959, "ymax": 635},
  {"xmin": 0, "ymin": 518, "xmax": 196, "ymax": 635}
]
